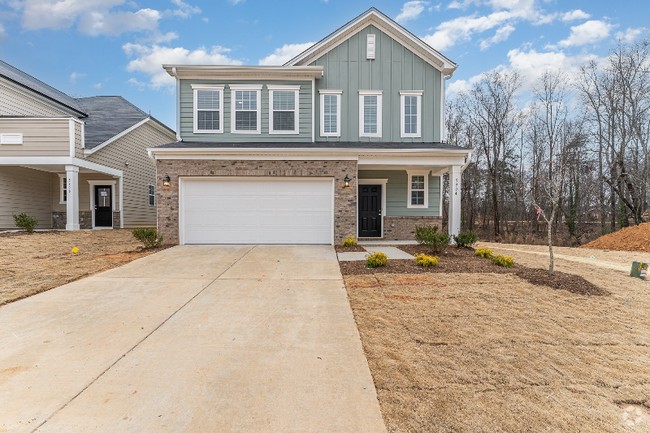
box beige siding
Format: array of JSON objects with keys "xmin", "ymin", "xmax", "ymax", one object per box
[
  {"xmin": 52, "ymin": 173, "xmax": 118, "ymax": 213},
  {"xmin": 75, "ymin": 121, "xmax": 84, "ymax": 158},
  {"xmin": 0, "ymin": 118, "xmax": 70, "ymax": 157},
  {"xmin": 0, "ymin": 79, "xmax": 69, "ymax": 117},
  {"xmin": 87, "ymin": 122, "xmax": 174, "ymax": 228},
  {"xmin": 0, "ymin": 167, "xmax": 53, "ymax": 229}
]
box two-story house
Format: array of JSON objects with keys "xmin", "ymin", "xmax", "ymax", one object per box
[
  {"xmin": 148, "ymin": 8, "xmax": 471, "ymax": 245},
  {"xmin": 0, "ymin": 60, "xmax": 177, "ymax": 231}
]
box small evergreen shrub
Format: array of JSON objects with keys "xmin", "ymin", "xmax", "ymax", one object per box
[
  {"xmin": 453, "ymin": 231, "xmax": 478, "ymax": 248},
  {"xmin": 366, "ymin": 251, "xmax": 388, "ymax": 268},
  {"xmin": 13, "ymin": 213, "xmax": 38, "ymax": 233},
  {"xmin": 132, "ymin": 228, "xmax": 163, "ymax": 248},
  {"xmin": 415, "ymin": 253, "xmax": 439, "ymax": 267},
  {"xmin": 341, "ymin": 236, "xmax": 357, "ymax": 247},
  {"xmin": 474, "ymin": 248, "xmax": 494, "ymax": 259},
  {"xmin": 491, "ymin": 254, "xmax": 515, "ymax": 268},
  {"xmin": 415, "ymin": 225, "xmax": 451, "ymax": 254}
]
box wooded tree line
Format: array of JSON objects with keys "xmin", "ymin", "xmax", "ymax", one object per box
[{"xmin": 445, "ymin": 40, "xmax": 650, "ymax": 244}]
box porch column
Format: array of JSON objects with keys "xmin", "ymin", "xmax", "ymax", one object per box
[
  {"xmin": 65, "ymin": 165, "xmax": 80, "ymax": 230},
  {"xmin": 448, "ymin": 165, "xmax": 461, "ymax": 238}
]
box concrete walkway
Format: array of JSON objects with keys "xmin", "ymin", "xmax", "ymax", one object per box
[
  {"xmin": 0, "ymin": 245, "xmax": 386, "ymax": 433},
  {"xmin": 337, "ymin": 245, "xmax": 414, "ymax": 261}
]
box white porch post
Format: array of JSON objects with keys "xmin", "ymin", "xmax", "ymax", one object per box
[
  {"xmin": 65, "ymin": 165, "xmax": 80, "ymax": 230},
  {"xmin": 448, "ymin": 165, "xmax": 461, "ymax": 238}
]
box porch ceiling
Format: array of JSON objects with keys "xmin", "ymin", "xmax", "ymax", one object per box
[
  {"xmin": 17, "ymin": 165, "xmax": 115, "ymax": 175},
  {"xmin": 359, "ymin": 165, "xmax": 450, "ymax": 175}
]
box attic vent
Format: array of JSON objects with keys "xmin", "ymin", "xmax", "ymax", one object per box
[
  {"xmin": 0, "ymin": 133, "xmax": 23, "ymax": 145},
  {"xmin": 367, "ymin": 34, "xmax": 376, "ymax": 60}
]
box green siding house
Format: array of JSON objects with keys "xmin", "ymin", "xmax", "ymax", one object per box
[{"xmin": 149, "ymin": 8, "xmax": 471, "ymax": 245}]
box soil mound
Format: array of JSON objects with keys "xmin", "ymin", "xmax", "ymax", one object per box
[{"xmin": 580, "ymin": 222, "xmax": 650, "ymax": 252}]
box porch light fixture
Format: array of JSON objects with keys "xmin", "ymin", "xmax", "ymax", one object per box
[
  {"xmin": 343, "ymin": 174, "xmax": 351, "ymax": 188},
  {"xmin": 163, "ymin": 175, "xmax": 171, "ymax": 187}
]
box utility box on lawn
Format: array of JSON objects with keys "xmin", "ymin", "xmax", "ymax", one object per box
[{"xmin": 631, "ymin": 262, "xmax": 648, "ymax": 280}]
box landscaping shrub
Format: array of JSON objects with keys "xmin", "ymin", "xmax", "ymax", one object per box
[
  {"xmin": 366, "ymin": 251, "xmax": 388, "ymax": 268},
  {"xmin": 13, "ymin": 213, "xmax": 38, "ymax": 233},
  {"xmin": 132, "ymin": 228, "xmax": 163, "ymax": 248},
  {"xmin": 491, "ymin": 254, "xmax": 515, "ymax": 268},
  {"xmin": 415, "ymin": 253, "xmax": 439, "ymax": 267},
  {"xmin": 453, "ymin": 230, "xmax": 478, "ymax": 248},
  {"xmin": 415, "ymin": 225, "xmax": 451, "ymax": 254},
  {"xmin": 341, "ymin": 235, "xmax": 357, "ymax": 247},
  {"xmin": 475, "ymin": 248, "xmax": 494, "ymax": 259}
]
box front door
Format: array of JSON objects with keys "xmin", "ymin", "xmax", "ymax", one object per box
[
  {"xmin": 94, "ymin": 185, "xmax": 113, "ymax": 227},
  {"xmin": 359, "ymin": 185, "xmax": 382, "ymax": 237}
]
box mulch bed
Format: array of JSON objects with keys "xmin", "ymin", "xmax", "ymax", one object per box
[
  {"xmin": 0, "ymin": 230, "xmax": 63, "ymax": 238},
  {"xmin": 334, "ymin": 245, "xmax": 366, "ymax": 253},
  {"xmin": 338, "ymin": 245, "xmax": 609, "ymax": 296}
]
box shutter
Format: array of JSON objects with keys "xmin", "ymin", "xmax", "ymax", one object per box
[{"xmin": 367, "ymin": 34, "xmax": 376, "ymax": 59}]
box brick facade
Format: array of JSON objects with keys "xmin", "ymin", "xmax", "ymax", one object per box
[
  {"xmin": 363, "ymin": 216, "xmax": 442, "ymax": 241},
  {"xmin": 156, "ymin": 159, "xmax": 358, "ymax": 245}
]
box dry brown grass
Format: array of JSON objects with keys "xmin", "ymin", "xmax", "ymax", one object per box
[
  {"xmin": 344, "ymin": 245, "xmax": 650, "ymax": 432},
  {"xmin": 0, "ymin": 230, "xmax": 167, "ymax": 306}
]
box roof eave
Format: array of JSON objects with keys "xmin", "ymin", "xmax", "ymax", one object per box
[{"xmin": 162, "ymin": 65, "xmax": 324, "ymax": 80}]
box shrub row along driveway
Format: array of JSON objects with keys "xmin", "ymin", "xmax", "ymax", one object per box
[{"xmin": 0, "ymin": 245, "xmax": 385, "ymax": 432}]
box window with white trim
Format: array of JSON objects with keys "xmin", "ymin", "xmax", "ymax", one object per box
[
  {"xmin": 319, "ymin": 90, "xmax": 342, "ymax": 137},
  {"xmin": 148, "ymin": 184, "xmax": 155, "ymax": 206},
  {"xmin": 407, "ymin": 171, "xmax": 429, "ymax": 208},
  {"xmin": 268, "ymin": 85, "xmax": 300, "ymax": 134},
  {"xmin": 359, "ymin": 90, "xmax": 382, "ymax": 138},
  {"xmin": 230, "ymin": 85, "xmax": 262, "ymax": 134},
  {"xmin": 192, "ymin": 85, "xmax": 224, "ymax": 133},
  {"xmin": 400, "ymin": 91, "xmax": 422, "ymax": 138},
  {"xmin": 59, "ymin": 175, "xmax": 67, "ymax": 203}
]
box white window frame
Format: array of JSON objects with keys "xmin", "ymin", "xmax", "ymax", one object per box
[
  {"xmin": 230, "ymin": 84, "xmax": 263, "ymax": 134},
  {"xmin": 400, "ymin": 90, "xmax": 423, "ymax": 138},
  {"xmin": 58, "ymin": 173, "xmax": 67, "ymax": 204},
  {"xmin": 359, "ymin": 90, "xmax": 382, "ymax": 138},
  {"xmin": 192, "ymin": 84, "xmax": 224, "ymax": 134},
  {"xmin": 148, "ymin": 184, "xmax": 155, "ymax": 206},
  {"xmin": 268, "ymin": 85, "xmax": 300, "ymax": 134},
  {"xmin": 319, "ymin": 89, "xmax": 342, "ymax": 137},
  {"xmin": 407, "ymin": 170, "xmax": 430, "ymax": 209}
]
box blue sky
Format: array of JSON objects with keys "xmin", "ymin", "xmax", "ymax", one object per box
[{"xmin": 0, "ymin": 0, "xmax": 647, "ymax": 129}]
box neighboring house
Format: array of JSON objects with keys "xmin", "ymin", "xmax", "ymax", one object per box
[
  {"xmin": 149, "ymin": 8, "xmax": 471, "ymax": 245},
  {"xmin": 0, "ymin": 60, "xmax": 177, "ymax": 230}
]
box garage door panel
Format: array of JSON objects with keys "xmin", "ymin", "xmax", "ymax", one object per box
[{"xmin": 181, "ymin": 178, "xmax": 333, "ymax": 245}]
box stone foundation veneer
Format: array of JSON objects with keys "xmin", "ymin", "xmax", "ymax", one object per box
[
  {"xmin": 156, "ymin": 159, "xmax": 358, "ymax": 245},
  {"xmin": 52, "ymin": 211, "xmax": 93, "ymax": 230},
  {"xmin": 361, "ymin": 216, "xmax": 442, "ymax": 241},
  {"xmin": 113, "ymin": 211, "xmax": 121, "ymax": 229}
]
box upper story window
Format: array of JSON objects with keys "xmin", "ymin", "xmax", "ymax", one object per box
[
  {"xmin": 359, "ymin": 90, "xmax": 382, "ymax": 138},
  {"xmin": 400, "ymin": 91, "xmax": 422, "ymax": 138},
  {"xmin": 192, "ymin": 85, "xmax": 224, "ymax": 134},
  {"xmin": 407, "ymin": 170, "xmax": 429, "ymax": 208},
  {"xmin": 268, "ymin": 85, "xmax": 300, "ymax": 134},
  {"xmin": 319, "ymin": 89, "xmax": 342, "ymax": 137},
  {"xmin": 230, "ymin": 84, "xmax": 262, "ymax": 134}
]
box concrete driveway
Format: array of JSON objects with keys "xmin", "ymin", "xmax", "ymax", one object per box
[{"xmin": 0, "ymin": 245, "xmax": 386, "ymax": 433}]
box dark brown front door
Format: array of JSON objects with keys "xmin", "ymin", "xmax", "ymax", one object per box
[
  {"xmin": 94, "ymin": 185, "xmax": 112, "ymax": 227},
  {"xmin": 359, "ymin": 185, "xmax": 382, "ymax": 237}
]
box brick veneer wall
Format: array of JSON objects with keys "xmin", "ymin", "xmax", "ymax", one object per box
[
  {"xmin": 156, "ymin": 159, "xmax": 358, "ymax": 245},
  {"xmin": 363, "ymin": 216, "xmax": 442, "ymax": 241}
]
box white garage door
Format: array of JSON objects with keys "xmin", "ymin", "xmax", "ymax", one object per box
[{"xmin": 180, "ymin": 177, "xmax": 334, "ymax": 245}]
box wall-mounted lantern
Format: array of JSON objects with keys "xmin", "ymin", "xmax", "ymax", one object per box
[
  {"xmin": 343, "ymin": 174, "xmax": 351, "ymax": 188},
  {"xmin": 163, "ymin": 175, "xmax": 171, "ymax": 187}
]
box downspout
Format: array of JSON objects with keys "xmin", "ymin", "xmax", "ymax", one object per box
[
  {"xmin": 119, "ymin": 176, "xmax": 124, "ymax": 228},
  {"xmin": 147, "ymin": 150, "xmax": 157, "ymax": 167},
  {"xmin": 171, "ymin": 67, "xmax": 182, "ymax": 142}
]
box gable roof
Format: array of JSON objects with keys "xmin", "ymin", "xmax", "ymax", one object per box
[
  {"xmin": 0, "ymin": 60, "xmax": 87, "ymax": 116},
  {"xmin": 75, "ymin": 96, "xmax": 175, "ymax": 149},
  {"xmin": 284, "ymin": 7, "xmax": 457, "ymax": 75}
]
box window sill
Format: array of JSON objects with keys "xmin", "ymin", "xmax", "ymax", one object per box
[
  {"xmin": 231, "ymin": 130, "xmax": 262, "ymax": 134},
  {"xmin": 269, "ymin": 130, "xmax": 300, "ymax": 135},
  {"xmin": 193, "ymin": 129, "xmax": 223, "ymax": 134}
]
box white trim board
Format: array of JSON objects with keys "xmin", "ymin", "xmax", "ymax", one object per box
[
  {"xmin": 407, "ymin": 170, "xmax": 431, "ymax": 209},
  {"xmin": 88, "ymin": 180, "xmax": 117, "ymax": 229},
  {"xmin": 357, "ymin": 178, "xmax": 388, "ymax": 239}
]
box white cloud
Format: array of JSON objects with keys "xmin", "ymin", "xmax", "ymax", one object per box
[
  {"xmin": 93, "ymin": 83, "xmax": 102, "ymax": 88},
  {"xmin": 558, "ymin": 20, "xmax": 613, "ymax": 48},
  {"xmin": 128, "ymin": 77, "xmax": 146, "ymax": 91},
  {"xmin": 77, "ymin": 8, "xmax": 160, "ymax": 36},
  {"xmin": 258, "ymin": 42, "xmax": 315, "ymax": 66},
  {"xmin": 479, "ymin": 24, "xmax": 515, "ymax": 50},
  {"xmin": 396, "ymin": 1, "xmax": 429, "ymax": 24},
  {"xmin": 229, "ymin": 0, "xmax": 245, "ymax": 4},
  {"xmin": 123, "ymin": 43, "xmax": 242, "ymax": 89},
  {"xmin": 616, "ymin": 27, "xmax": 647, "ymax": 43},
  {"xmin": 69, "ymin": 72, "xmax": 85, "ymax": 83},
  {"xmin": 561, "ymin": 9, "xmax": 590, "ymax": 22},
  {"xmin": 171, "ymin": 0, "xmax": 201, "ymax": 18},
  {"xmin": 0, "ymin": 24, "xmax": 6, "ymax": 43}
]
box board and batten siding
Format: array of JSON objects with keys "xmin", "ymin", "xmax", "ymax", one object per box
[
  {"xmin": 86, "ymin": 122, "xmax": 173, "ymax": 228},
  {"xmin": 0, "ymin": 118, "xmax": 70, "ymax": 157},
  {"xmin": 359, "ymin": 170, "xmax": 441, "ymax": 216},
  {"xmin": 178, "ymin": 79, "xmax": 312, "ymax": 142},
  {"xmin": 0, "ymin": 167, "xmax": 53, "ymax": 229},
  {"xmin": 311, "ymin": 24, "xmax": 442, "ymax": 143},
  {"xmin": 0, "ymin": 79, "xmax": 69, "ymax": 117}
]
